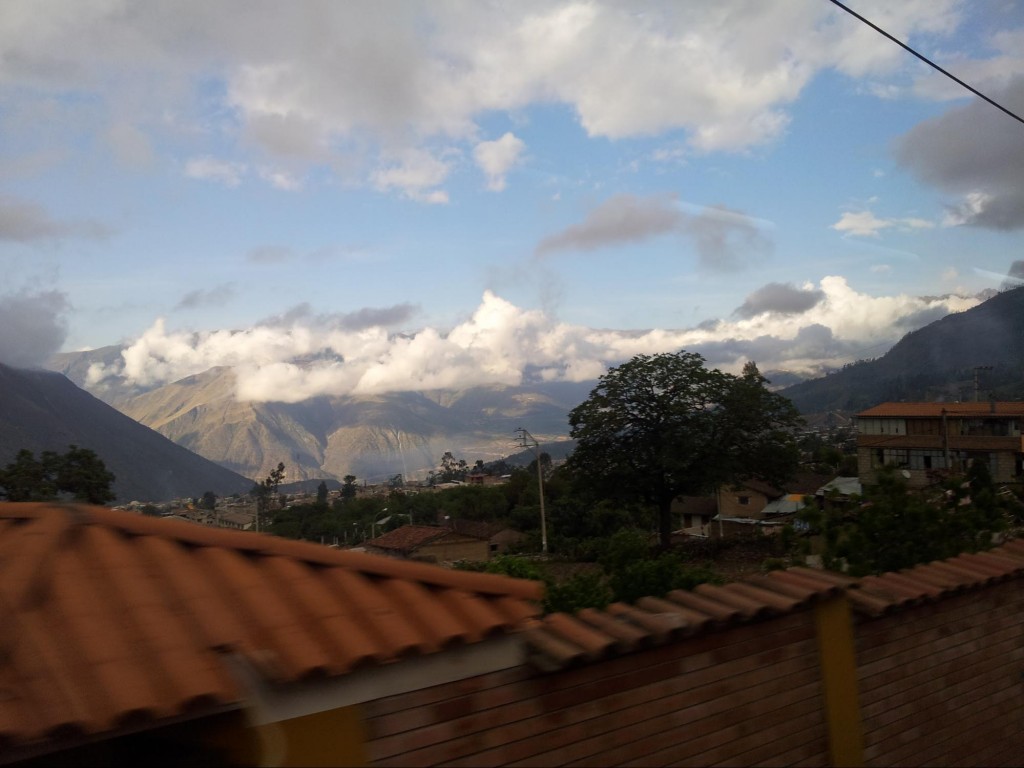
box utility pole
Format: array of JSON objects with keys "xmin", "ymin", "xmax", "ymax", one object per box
[
  {"xmin": 973, "ymin": 365, "xmax": 993, "ymax": 402},
  {"xmin": 515, "ymin": 427, "xmax": 548, "ymax": 554}
]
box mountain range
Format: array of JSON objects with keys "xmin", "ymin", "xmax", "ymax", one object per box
[
  {"xmin": 18, "ymin": 285, "xmax": 1024, "ymax": 490},
  {"xmin": 0, "ymin": 363, "xmax": 253, "ymax": 502},
  {"xmin": 45, "ymin": 354, "xmax": 590, "ymax": 483},
  {"xmin": 781, "ymin": 286, "xmax": 1024, "ymax": 414}
]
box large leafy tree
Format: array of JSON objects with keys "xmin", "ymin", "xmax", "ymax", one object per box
[
  {"xmin": 0, "ymin": 445, "xmax": 116, "ymax": 505},
  {"xmin": 566, "ymin": 351, "xmax": 802, "ymax": 546},
  {"xmin": 253, "ymin": 462, "xmax": 286, "ymax": 530}
]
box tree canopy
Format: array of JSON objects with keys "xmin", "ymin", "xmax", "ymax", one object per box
[
  {"xmin": 253, "ymin": 462, "xmax": 285, "ymax": 529},
  {"xmin": 565, "ymin": 351, "xmax": 802, "ymax": 546},
  {"xmin": 0, "ymin": 445, "xmax": 116, "ymax": 505}
]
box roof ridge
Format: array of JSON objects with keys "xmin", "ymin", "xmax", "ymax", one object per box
[{"xmin": 73, "ymin": 506, "xmax": 544, "ymax": 599}]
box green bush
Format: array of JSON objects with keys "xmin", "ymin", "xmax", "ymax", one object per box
[
  {"xmin": 607, "ymin": 553, "xmax": 721, "ymax": 604},
  {"xmin": 543, "ymin": 571, "xmax": 612, "ymax": 614}
]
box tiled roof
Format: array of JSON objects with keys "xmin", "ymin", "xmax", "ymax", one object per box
[
  {"xmin": 729, "ymin": 478, "xmax": 784, "ymax": 498},
  {"xmin": 523, "ymin": 542, "xmax": 1024, "ymax": 670},
  {"xmin": 0, "ymin": 503, "xmax": 542, "ymax": 752},
  {"xmin": 366, "ymin": 524, "xmax": 455, "ymax": 551},
  {"xmin": 446, "ymin": 518, "xmax": 506, "ymax": 540},
  {"xmin": 858, "ymin": 401, "xmax": 1024, "ymax": 418},
  {"xmin": 788, "ymin": 470, "xmax": 837, "ymax": 495}
]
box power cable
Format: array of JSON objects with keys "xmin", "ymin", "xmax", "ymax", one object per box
[{"xmin": 828, "ymin": 0, "xmax": 1024, "ymax": 126}]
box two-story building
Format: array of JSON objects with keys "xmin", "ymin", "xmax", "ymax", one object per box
[{"xmin": 856, "ymin": 401, "xmax": 1024, "ymax": 486}]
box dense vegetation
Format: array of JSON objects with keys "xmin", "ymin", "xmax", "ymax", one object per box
[
  {"xmin": 567, "ymin": 353, "xmax": 802, "ymax": 546},
  {"xmin": 782, "ymin": 286, "xmax": 1024, "ymax": 413},
  {"xmin": 794, "ymin": 463, "xmax": 1021, "ymax": 577},
  {"xmin": 0, "ymin": 445, "xmax": 116, "ymax": 504}
]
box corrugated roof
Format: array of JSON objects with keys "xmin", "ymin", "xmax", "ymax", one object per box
[
  {"xmin": 0, "ymin": 503, "xmax": 542, "ymax": 752},
  {"xmin": 858, "ymin": 401, "xmax": 1024, "ymax": 418},
  {"xmin": 523, "ymin": 542, "xmax": 1024, "ymax": 670}
]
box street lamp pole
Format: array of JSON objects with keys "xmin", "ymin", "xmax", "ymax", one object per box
[{"xmin": 515, "ymin": 427, "xmax": 548, "ymax": 554}]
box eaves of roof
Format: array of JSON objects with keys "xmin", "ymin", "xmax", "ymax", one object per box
[{"xmin": 0, "ymin": 503, "xmax": 542, "ymax": 753}]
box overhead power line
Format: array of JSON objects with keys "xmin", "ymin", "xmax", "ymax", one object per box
[{"xmin": 828, "ymin": 0, "xmax": 1024, "ymax": 126}]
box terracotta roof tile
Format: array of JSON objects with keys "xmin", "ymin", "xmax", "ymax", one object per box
[
  {"xmin": 634, "ymin": 596, "xmax": 713, "ymax": 634},
  {"xmin": 664, "ymin": 587, "xmax": 742, "ymax": 623},
  {"xmin": 446, "ymin": 519, "xmax": 506, "ymax": 540},
  {"xmin": 365, "ymin": 524, "xmax": 450, "ymax": 552},
  {"xmin": 0, "ymin": 502, "xmax": 543, "ymax": 753},
  {"xmin": 522, "ymin": 540, "xmax": 1024, "ymax": 670},
  {"xmin": 575, "ymin": 608, "xmax": 650, "ymax": 650},
  {"xmin": 693, "ymin": 582, "xmax": 776, "ymax": 620},
  {"xmin": 543, "ymin": 613, "xmax": 617, "ymax": 660},
  {"xmin": 606, "ymin": 602, "xmax": 688, "ymax": 643},
  {"xmin": 857, "ymin": 401, "xmax": 1024, "ymax": 418}
]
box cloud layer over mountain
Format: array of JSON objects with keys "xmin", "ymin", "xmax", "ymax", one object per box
[{"xmin": 80, "ymin": 279, "xmax": 980, "ymax": 403}]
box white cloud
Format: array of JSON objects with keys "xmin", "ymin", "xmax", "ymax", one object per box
[
  {"xmin": 0, "ymin": 0, "xmax": 969, "ymax": 187},
  {"xmin": 92, "ymin": 279, "xmax": 979, "ymax": 401},
  {"xmin": 832, "ymin": 211, "xmax": 890, "ymax": 237},
  {"xmin": 832, "ymin": 210, "xmax": 935, "ymax": 237},
  {"xmin": 370, "ymin": 149, "xmax": 451, "ymax": 203},
  {"xmin": 0, "ymin": 288, "xmax": 69, "ymax": 368},
  {"xmin": 184, "ymin": 156, "xmax": 246, "ymax": 187},
  {"xmin": 473, "ymin": 132, "xmax": 525, "ymax": 191},
  {"xmin": 258, "ymin": 168, "xmax": 302, "ymax": 191}
]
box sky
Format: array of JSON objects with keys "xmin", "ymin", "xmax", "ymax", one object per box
[{"xmin": 2, "ymin": 0, "xmax": 1024, "ymax": 402}]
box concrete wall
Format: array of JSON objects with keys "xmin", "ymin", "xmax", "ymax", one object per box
[{"xmin": 717, "ymin": 487, "xmax": 771, "ymax": 519}]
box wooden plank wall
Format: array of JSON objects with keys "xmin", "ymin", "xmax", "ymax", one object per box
[
  {"xmin": 362, "ymin": 612, "xmax": 829, "ymax": 767},
  {"xmin": 857, "ymin": 580, "xmax": 1024, "ymax": 767},
  {"xmin": 361, "ymin": 579, "xmax": 1024, "ymax": 767}
]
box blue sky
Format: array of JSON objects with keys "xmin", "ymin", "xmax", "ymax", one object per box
[{"xmin": 2, "ymin": 1, "xmax": 1024, "ymax": 400}]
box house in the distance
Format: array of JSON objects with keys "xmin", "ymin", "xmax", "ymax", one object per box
[
  {"xmin": 856, "ymin": 401, "xmax": 1024, "ymax": 487},
  {"xmin": 445, "ymin": 518, "xmax": 527, "ymax": 555},
  {"xmin": 713, "ymin": 472, "xmax": 833, "ymax": 536},
  {"xmin": 364, "ymin": 523, "xmax": 491, "ymax": 563}
]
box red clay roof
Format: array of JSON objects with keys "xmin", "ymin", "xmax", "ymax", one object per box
[
  {"xmin": 0, "ymin": 503, "xmax": 542, "ymax": 752},
  {"xmin": 522, "ymin": 542, "xmax": 1024, "ymax": 670},
  {"xmin": 446, "ymin": 519, "xmax": 507, "ymax": 540},
  {"xmin": 366, "ymin": 524, "xmax": 455, "ymax": 551},
  {"xmin": 858, "ymin": 401, "xmax": 1024, "ymax": 418}
]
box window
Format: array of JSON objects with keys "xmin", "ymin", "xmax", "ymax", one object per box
[
  {"xmin": 909, "ymin": 450, "xmax": 946, "ymax": 470},
  {"xmin": 872, "ymin": 448, "xmax": 909, "ymax": 468},
  {"xmin": 907, "ymin": 419, "xmax": 941, "ymax": 436},
  {"xmin": 960, "ymin": 419, "xmax": 1016, "ymax": 437},
  {"xmin": 859, "ymin": 418, "xmax": 906, "ymax": 435},
  {"xmin": 738, "ymin": 496, "xmax": 750, "ymax": 505}
]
